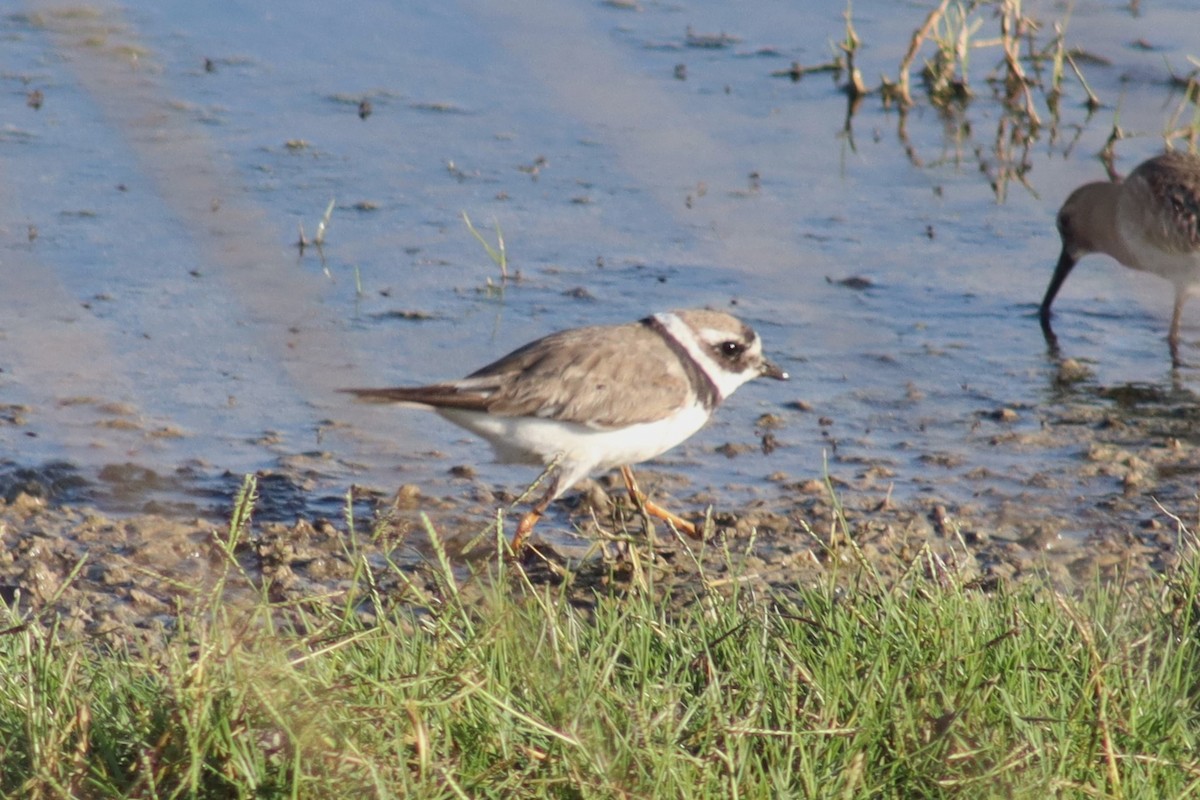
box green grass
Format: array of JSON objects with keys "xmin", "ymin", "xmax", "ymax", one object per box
[{"xmin": 2, "ymin": 482, "xmax": 1200, "ymax": 798}]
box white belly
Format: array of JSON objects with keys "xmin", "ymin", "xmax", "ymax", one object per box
[{"xmin": 437, "ymin": 404, "xmax": 711, "ymax": 485}]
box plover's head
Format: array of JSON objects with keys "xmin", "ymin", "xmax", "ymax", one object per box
[{"xmin": 654, "ymin": 309, "xmax": 787, "ymax": 401}]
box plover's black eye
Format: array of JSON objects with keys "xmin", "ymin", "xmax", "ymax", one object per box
[{"xmin": 719, "ymin": 340, "xmax": 746, "ymax": 360}]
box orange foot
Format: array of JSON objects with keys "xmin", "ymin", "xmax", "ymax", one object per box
[{"xmin": 619, "ymin": 465, "xmax": 701, "ymax": 539}]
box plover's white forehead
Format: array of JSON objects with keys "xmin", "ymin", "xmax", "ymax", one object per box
[
  {"xmin": 670, "ymin": 310, "xmax": 762, "ymax": 354},
  {"xmin": 671, "ymin": 309, "xmax": 754, "ymax": 339}
]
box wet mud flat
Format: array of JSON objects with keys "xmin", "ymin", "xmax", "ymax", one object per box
[{"xmin": 1, "ymin": 382, "xmax": 1191, "ymax": 644}]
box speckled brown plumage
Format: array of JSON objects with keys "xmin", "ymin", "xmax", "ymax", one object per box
[{"xmin": 1040, "ymin": 150, "xmax": 1200, "ymax": 365}]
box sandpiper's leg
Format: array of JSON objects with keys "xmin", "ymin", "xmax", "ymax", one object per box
[
  {"xmin": 511, "ymin": 476, "xmax": 559, "ymax": 553},
  {"xmin": 619, "ymin": 465, "xmax": 700, "ymax": 539},
  {"xmin": 1170, "ymin": 289, "xmax": 1186, "ymax": 367}
]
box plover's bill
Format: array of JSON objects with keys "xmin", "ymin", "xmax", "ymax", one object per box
[
  {"xmin": 343, "ymin": 309, "xmax": 787, "ymax": 552},
  {"xmin": 1039, "ymin": 151, "xmax": 1200, "ymax": 365}
]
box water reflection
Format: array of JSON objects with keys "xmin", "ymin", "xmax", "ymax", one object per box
[{"xmin": 774, "ymin": 0, "xmax": 1198, "ymax": 212}]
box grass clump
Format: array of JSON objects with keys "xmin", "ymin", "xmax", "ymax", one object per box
[
  {"xmin": 2, "ymin": 483, "xmax": 1200, "ymax": 797},
  {"xmin": 462, "ymin": 210, "xmax": 509, "ymax": 294}
]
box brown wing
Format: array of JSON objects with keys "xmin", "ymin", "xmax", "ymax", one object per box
[
  {"xmin": 1127, "ymin": 153, "xmax": 1200, "ymax": 255},
  {"xmin": 340, "ymin": 384, "xmax": 492, "ymax": 410},
  {"xmin": 461, "ymin": 320, "xmax": 695, "ymax": 427},
  {"xmin": 345, "ymin": 320, "xmax": 695, "ymax": 428}
]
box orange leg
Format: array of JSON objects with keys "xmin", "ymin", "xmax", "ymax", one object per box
[
  {"xmin": 619, "ymin": 465, "xmax": 700, "ymax": 539},
  {"xmin": 511, "ymin": 510, "xmax": 541, "ymax": 555},
  {"xmin": 510, "ymin": 476, "xmax": 559, "ymax": 554}
]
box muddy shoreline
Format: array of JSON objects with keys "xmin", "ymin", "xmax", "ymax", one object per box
[
  {"xmin": 3, "ymin": 1, "xmax": 1198, "ymax": 642},
  {"xmin": 1, "ymin": 380, "xmax": 1190, "ymax": 642}
]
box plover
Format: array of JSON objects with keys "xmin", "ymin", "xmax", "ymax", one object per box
[{"xmin": 343, "ymin": 309, "xmax": 787, "ymax": 551}]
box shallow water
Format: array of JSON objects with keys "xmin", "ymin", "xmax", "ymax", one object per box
[{"xmin": 1, "ymin": 0, "xmax": 1199, "ymax": 544}]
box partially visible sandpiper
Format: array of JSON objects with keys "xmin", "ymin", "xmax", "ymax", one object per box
[{"xmin": 1039, "ymin": 151, "xmax": 1200, "ymax": 365}]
